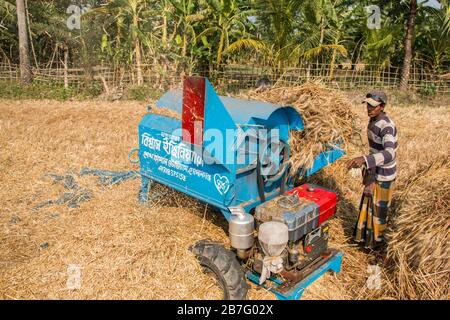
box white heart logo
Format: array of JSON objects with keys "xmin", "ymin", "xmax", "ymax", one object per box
[{"xmin": 214, "ymin": 174, "xmax": 230, "ymax": 196}]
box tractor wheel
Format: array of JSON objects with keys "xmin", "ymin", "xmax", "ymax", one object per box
[{"xmin": 190, "ymin": 240, "xmax": 249, "ymax": 300}]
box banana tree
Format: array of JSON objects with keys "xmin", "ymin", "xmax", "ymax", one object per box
[
  {"xmin": 92, "ymin": 0, "xmax": 151, "ymax": 85},
  {"xmin": 363, "ymin": 18, "xmax": 402, "ymax": 69},
  {"xmin": 252, "ymin": 0, "xmax": 303, "ymax": 53},
  {"xmin": 250, "ymin": 0, "xmax": 304, "ymax": 68},
  {"xmin": 168, "ymin": 0, "xmax": 206, "ymax": 58},
  {"xmin": 196, "ymin": 0, "xmax": 263, "ymax": 68}
]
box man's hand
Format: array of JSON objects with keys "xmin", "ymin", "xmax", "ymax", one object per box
[
  {"xmin": 363, "ymin": 183, "xmax": 375, "ymax": 196},
  {"xmin": 346, "ymin": 156, "xmax": 366, "ymax": 170}
]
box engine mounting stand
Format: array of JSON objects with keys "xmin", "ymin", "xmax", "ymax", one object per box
[{"xmin": 246, "ymin": 249, "xmax": 343, "ymax": 300}]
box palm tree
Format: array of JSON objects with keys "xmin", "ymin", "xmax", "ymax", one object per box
[
  {"xmin": 299, "ymin": 0, "xmax": 349, "ymax": 75},
  {"xmin": 415, "ymin": 0, "xmax": 450, "ymax": 72},
  {"xmin": 400, "ymin": 0, "xmax": 418, "ymax": 90},
  {"xmin": 15, "ymin": 0, "xmax": 32, "ymax": 83},
  {"xmin": 252, "ymin": 0, "xmax": 348, "ymax": 71}
]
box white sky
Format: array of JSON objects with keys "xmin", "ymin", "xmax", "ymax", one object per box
[{"xmin": 418, "ymin": 0, "xmax": 442, "ymax": 9}]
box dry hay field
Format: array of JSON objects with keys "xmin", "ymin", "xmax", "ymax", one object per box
[{"xmin": 0, "ymin": 91, "xmax": 448, "ymax": 300}]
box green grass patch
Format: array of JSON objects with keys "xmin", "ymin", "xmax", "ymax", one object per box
[
  {"xmin": 124, "ymin": 85, "xmax": 163, "ymax": 101},
  {"xmin": 0, "ymin": 81, "xmax": 103, "ymax": 101}
]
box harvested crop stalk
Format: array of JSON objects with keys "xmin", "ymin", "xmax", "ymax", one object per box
[
  {"xmin": 243, "ymin": 81, "xmax": 362, "ymax": 174},
  {"xmin": 385, "ymin": 158, "xmax": 450, "ymax": 299}
]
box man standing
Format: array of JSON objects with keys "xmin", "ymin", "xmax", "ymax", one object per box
[{"xmin": 347, "ymin": 91, "xmax": 398, "ymax": 251}]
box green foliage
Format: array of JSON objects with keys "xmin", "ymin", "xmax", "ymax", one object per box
[
  {"xmin": 415, "ymin": 1, "xmax": 450, "ymax": 71},
  {"xmin": 0, "ymin": 0, "xmax": 448, "ymax": 78},
  {"xmin": 419, "ymin": 83, "xmax": 437, "ymax": 96},
  {"xmin": 125, "ymin": 85, "xmax": 163, "ymax": 100}
]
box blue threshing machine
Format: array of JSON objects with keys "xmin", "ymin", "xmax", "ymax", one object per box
[{"xmin": 135, "ymin": 77, "xmax": 344, "ymax": 300}]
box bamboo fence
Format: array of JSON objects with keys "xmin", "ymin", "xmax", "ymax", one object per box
[{"xmin": 0, "ymin": 61, "xmax": 448, "ymax": 95}]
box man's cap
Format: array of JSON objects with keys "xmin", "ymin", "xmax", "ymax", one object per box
[{"xmin": 362, "ymin": 91, "xmax": 388, "ymax": 107}]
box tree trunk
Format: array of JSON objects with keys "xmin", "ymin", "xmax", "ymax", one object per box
[
  {"xmin": 216, "ymin": 32, "xmax": 225, "ymax": 67},
  {"xmin": 329, "ymin": 48, "xmax": 337, "ymax": 80},
  {"xmin": 319, "ymin": 17, "xmax": 325, "ymax": 45},
  {"xmin": 162, "ymin": 14, "xmax": 168, "ymax": 48},
  {"xmin": 329, "ymin": 37, "xmax": 341, "ymax": 81},
  {"xmin": 16, "ymin": 0, "xmax": 32, "ymax": 83},
  {"xmin": 63, "ymin": 44, "xmax": 69, "ymax": 89},
  {"xmin": 132, "ymin": 10, "xmax": 143, "ymax": 85},
  {"xmin": 135, "ymin": 39, "xmax": 143, "ymax": 85},
  {"xmin": 306, "ymin": 62, "xmax": 311, "ymax": 81},
  {"xmin": 317, "ymin": 17, "xmax": 325, "ymax": 71},
  {"xmin": 80, "ymin": 38, "xmax": 93, "ymax": 85},
  {"xmin": 400, "ymin": 0, "xmax": 417, "ymax": 91},
  {"xmin": 25, "ymin": 0, "xmax": 38, "ymax": 68},
  {"xmin": 182, "ymin": 33, "xmax": 187, "ymax": 57}
]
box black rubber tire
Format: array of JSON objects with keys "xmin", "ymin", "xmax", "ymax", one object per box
[{"xmin": 190, "ymin": 240, "xmax": 249, "ymax": 300}]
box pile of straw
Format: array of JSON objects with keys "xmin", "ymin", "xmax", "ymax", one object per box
[
  {"xmin": 244, "ymin": 81, "xmax": 362, "ymax": 173},
  {"xmin": 385, "ymin": 158, "xmax": 450, "ymax": 299}
]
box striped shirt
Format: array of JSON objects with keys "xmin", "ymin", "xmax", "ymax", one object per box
[{"xmin": 363, "ymin": 112, "xmax": 398, "ymax": 181}]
